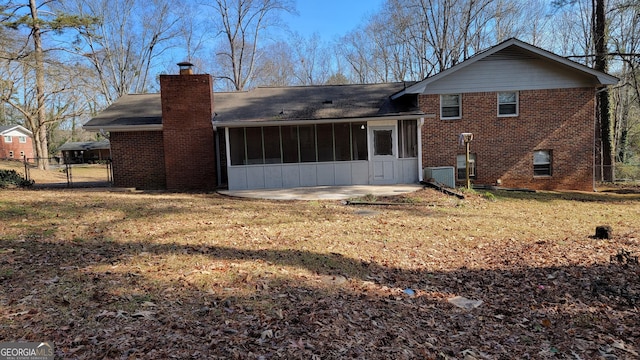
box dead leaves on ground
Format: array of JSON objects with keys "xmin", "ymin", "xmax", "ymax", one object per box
[{"xmin": 0, "ymin": 188, "xmax": 639, "ymax": 359}]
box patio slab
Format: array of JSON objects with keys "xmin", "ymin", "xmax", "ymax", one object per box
[{"xmin": 217, "ymin": 184, "xmax": 424, "ymax": 201}]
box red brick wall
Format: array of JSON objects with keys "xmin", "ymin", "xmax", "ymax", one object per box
[
  {"xmin": 1, "ymin": 135, "xmax": 34, "ymax": 160},
  {"xmin": 419, "ymin": 88, "xmax": 595, "ymax": 191},
  {"xmin": 160, "ymin": 74, "xmax": 217, "ymax": 191},
  {"xmin": 110, "ymin": 131, "xmax": 166, "ymax": 189}
]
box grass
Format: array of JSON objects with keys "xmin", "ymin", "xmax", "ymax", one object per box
[{"xmin": 0, "ymin": 185, "xmax": 639, "ymax": 358}]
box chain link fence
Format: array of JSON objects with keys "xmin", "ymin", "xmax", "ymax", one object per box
[
  {"xmin": 613, "ymin": 164, "xmax": 640, "ymax": 183},
  {"xmin": 22, "ymin": 157, "xmax": 112, "ymax": 188}
]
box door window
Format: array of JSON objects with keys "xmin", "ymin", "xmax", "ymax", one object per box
[{"xmin": 373, "ymin": 130, "xmax": 393, "ymax": 156}]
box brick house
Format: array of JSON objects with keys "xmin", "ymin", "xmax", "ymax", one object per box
[
  {"xmin": 0, "ymin": 125, "xmax": 34, "ymax": 162},
  {"xmin": 83, "ymin": 38, "xmax": 618, "ymax": 192}
]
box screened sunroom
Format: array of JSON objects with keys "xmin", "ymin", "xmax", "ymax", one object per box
[{"xmin": 220, "ymin": 118, "xmax": 422, "ymax": 190}]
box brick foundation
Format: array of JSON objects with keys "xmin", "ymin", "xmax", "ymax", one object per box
[{"xmin": 419, "ymin": 88, "xmax": 595, "ymax": 191}]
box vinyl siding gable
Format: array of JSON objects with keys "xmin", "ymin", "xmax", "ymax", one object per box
[{"xmin": 422, "ymin": 52, "xmax": 597, "ymax": 95}]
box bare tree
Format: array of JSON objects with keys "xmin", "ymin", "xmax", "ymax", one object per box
[
  {"xmin": 209, "ymin": 0, "xmax": 295, "ymax": 91},
  {"xmin": 609, "ymin": 0, "xmax": 640, "ymax": 168},
  {"xmin": 337, "ymin": 28, "xmax": 375, "ymax": 84},
  {"xmin": 0, "ymin": 0, "xmax": 95, "ymax": 169},
  {"xmin": 290, "ymin": 33, "xmax": 333, "ymax": 85},
  {"xmin": 253, "ymin": 41, "xmax": 296, "ymax": 86},
  {"xmin": 61, "ymin": 0, "xmax": 181, "ymax": 104}
]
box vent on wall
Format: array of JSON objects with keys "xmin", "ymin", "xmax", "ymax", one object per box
[{"xmin": 424, "ymin": 166, "xmax": 455, "ymax": 188}]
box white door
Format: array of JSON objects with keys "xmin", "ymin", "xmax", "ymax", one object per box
[{"xmin": 370, "ymin": 126, "xmax": 397, "ymax": 184}]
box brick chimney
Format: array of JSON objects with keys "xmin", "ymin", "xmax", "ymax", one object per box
[{"xmin": 160, "ymin": 63, "xmax": 216, "ymax": 190}]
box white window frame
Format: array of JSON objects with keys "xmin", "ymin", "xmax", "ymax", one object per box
[
  {"xmin": 3, "ymin": 135, "xmax": 12, "ymax": 143},
  {"xmin": 533, "ymin": 150, "xmax": 552, "ymax": 177},
  {"xmin": 18, "ymin": 136, "xmax": 27, "ymax": 143},
  {"xmin": 440, "ymin": 94, "xmax": 462, "ymax": 120},
  {"xmin": 457, "ymin": 153, "xmax": 476, "ymax": 180},
  {"xmin": 497, "ymin": 91, "xmax": 518, "ymax": 117}
]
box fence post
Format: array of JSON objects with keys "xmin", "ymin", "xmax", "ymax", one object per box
[
  {"xmin": 65, "ymin": 162, "xmax": 72, "ymax": 187},
  {"xmin": 23, "ymin": 156, "xmax": 29, "ymax": 182}
]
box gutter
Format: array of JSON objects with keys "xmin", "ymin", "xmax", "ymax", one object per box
[{"xmin": 83, "ymin": 124, "xmax": 163, "ymax": 132}]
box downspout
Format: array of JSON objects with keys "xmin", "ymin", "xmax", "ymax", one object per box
[
  {"xmin": 225, "ymin": 127, "xmax": 231, "ymax": 181},
  {"xmin": 213, "ymin": 123, "xmax": 221, "ymax": 187},
  {"xmin": 417, "ymin": 117, "xmax": 424, "ymax": 182}
]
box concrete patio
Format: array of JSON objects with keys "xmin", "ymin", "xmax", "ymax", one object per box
[{"xmin": 217, "ymin": 184, "xmax": 424, "ymax": 200}]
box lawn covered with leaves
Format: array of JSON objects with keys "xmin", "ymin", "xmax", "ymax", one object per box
[{"xmin": 0, "ymin": 187, "xmax": 639, "ymax": 359}]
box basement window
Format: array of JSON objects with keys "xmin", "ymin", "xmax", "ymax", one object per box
[
  {"xmin": 534, "ymin": 150, "xmax": 552, "ymax": 176},
  {"xmin": 457, "ymin": 153, "xmax": 477, "ymax": 180}
]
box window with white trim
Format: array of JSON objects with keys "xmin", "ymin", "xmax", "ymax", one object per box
[
  {"xmin": 533, "ymin": 150, "xmax": 552, "ymax": 176},
  {"xmin": 457, "ymin": 153, "xmax": 476, "ymax": 180},
  {"xmin": 3, "ymin": 135, "xmax": 12, "ymax": 143},
  {"xmin": 498, "ymin": 91, "xmax": 518, "ymax": 116},
  {"xmin": 440, "ymin": 94, "xmax": 461, "ymax": 119},
  {"xmin": 19, "ymin": 136, "xmax": 27, "ymax": 143}
]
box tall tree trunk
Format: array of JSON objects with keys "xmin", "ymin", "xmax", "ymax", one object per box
[
  {"xmin": 594, "ymin": 0, "xmax": 612, "ymax": 181},
  {"xmin": 29, "ymin": 0, "xmax": 50, "ymax": 170}
]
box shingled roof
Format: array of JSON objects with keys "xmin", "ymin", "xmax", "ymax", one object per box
[
  {"xmin": 58, "ymin": 140, "xmax": 110, "ymax": 152},
  {"xmin": 212, "ymin": 82, "xmax": 421, "ymax": 126},
  {"xmin": 83, "ymin": 94, "xmax": 162, "ymax": 132},
  {"xmin": 83, "ymin": 82, "xmax": 422, "ymax": 132}
]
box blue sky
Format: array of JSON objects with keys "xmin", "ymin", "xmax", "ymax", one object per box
[{"xmin": 283, "ymin": 0, "xmax": 386, "ymax": 41}]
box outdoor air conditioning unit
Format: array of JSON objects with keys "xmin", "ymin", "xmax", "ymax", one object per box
[{"xmin": 424, "ymin": 166, "xmax": 455, "ymax": 188}]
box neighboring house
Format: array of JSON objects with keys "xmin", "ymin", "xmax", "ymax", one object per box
[
  {"xmin": 0, "ymin": 125, "xmax": 34, "ymax": 162},
  {"xmin": 83, "ymin": 38, "xmax": 618, "ymax": 192},
  {"xmin": 58, "ymin": 141, "xmax": 111, "ymax": 164}
]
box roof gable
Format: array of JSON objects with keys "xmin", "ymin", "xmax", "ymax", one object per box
[
  {"xmin": 392, "ymin": 38, "xmax": 619, "ymax": 98},
  {"xmin": 0, "ymin": 125, "xmax": 32, "ymax": 136}
]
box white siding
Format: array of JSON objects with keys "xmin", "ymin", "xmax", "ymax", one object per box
[
  {"xmin": 224, "ymin": 117, "xmax": 422, "ymax": 190},
  {"xmin": 399, "ymin": 159, "xmax": 418, "ymax": 183},
  {"xmin": 2, "ymin": 130, "xmax": 30, "ymax": 137},
  {"xmin": 226, "ymin": 160, "xmax": 418, "ymax": 190},
  {"xmin": 423, "ymin": 57, "xmax": 596, "ymax": 94}
]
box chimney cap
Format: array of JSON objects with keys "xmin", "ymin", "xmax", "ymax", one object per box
[{"xmin": 177, "ymin": 61, "xmax": 194, "ymax": 75}]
